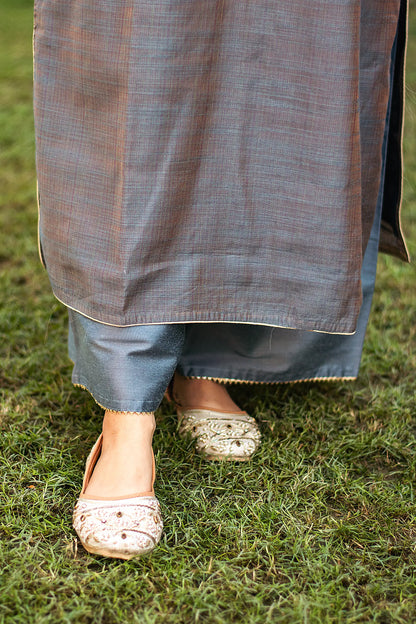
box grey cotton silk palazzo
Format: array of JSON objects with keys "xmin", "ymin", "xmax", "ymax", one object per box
[
  {"xmin": 33, "ymin": 0, "xmax": 408, "ymax": 335},
  {"xmin": 33, "ymin": 1, "xmax": 410, "ymax": 408}
]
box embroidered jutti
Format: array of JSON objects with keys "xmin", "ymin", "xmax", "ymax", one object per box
[{"xmin": 33, "ymin": 0, "xmax": 409, "ymax": 336}]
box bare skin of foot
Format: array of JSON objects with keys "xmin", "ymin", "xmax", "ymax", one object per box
[
  {"xmin": 83, "ymin": 376, "xmax": 243, "ymax": 499},
  {"xmin": 83, "ymin": 410, "xmax": 155, "ymax": 499},
  {"xmin": 172, "ymin": 372, "xmax": 245, "ymax": 413}
]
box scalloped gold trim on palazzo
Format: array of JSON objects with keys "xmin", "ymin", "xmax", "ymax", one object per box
[
  {"xmin": 73, "ymin": 374, "xmax": 356, "ymax": 415},
  {"xmin": 181, "ymin": 375, "xmax": 357, "ymax": 386},
  {"xmin": 72, "ymin": 382, "xmax": 154, "ymax": 414}
]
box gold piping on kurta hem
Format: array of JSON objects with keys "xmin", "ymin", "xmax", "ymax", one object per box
[
  {"xmin": 36, "ymin": 181, "xmax": 46, "ymax": 270},
  {"xmin": 33, "ymin": 9, "xmax": 46, "ymax": 271},
  {"xmin": 395, "ymin": 0, "xmax": 411, "ymax": 262},
  {"xmin": 73, "ymin": 382, "xmax": 154, "ymax": 415},
  {"xmin": 181, "ymin": 375, "xmax": 357, "ymax": 385},
  {"xmin": 53, "ymin": 292, "xmax": 356, "ymax": 336}
]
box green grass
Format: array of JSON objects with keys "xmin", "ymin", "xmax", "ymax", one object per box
[{"xmin": 1, "ymin": 1, "xmax": 415, "ymax": 622}]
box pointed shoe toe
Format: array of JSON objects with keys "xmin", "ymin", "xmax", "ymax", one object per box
[{"xmin": 73, "ymin": 495, "xmax": 163, "ymax": 559}]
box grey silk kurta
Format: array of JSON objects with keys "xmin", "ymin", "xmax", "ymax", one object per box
[{"xmin": 33, "ymin": 0, "xmax": 409, "ymax": 334}]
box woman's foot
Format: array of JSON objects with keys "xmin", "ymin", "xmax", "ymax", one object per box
[
  {"xmin": 171, "ymin": 372, "xmax": 245, "ymax": 413},
  {"xmin": 83, "ymin": 410, "xmax": 155, "ymax": 499},
  {"xmin": 168, "ymin": 373, "xmax": 261, "ymax": 461},
  {"xmin": 73, "ymin": 411, "xmax": 163, "ymax": 559}
]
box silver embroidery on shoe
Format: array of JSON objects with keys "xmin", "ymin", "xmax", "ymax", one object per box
[
  {"xmin": 178, "ymin": 409, "xmax": 261, "ymax": 460},
  {"xmin": 73, "ymin": 496, "xmax": 163, "ymax": 559}
]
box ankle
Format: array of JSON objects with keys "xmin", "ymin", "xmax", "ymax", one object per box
[
  {"xmin": 172, "ymin": 373, "xmax": 244, "ymax": 413},
  {"xmin": 83, "ymin": 412, "xmax": 156, "ymax": 499},
  {"xmin": 102, "ymin": 411, "xmax": 156, "ymax": 446}
]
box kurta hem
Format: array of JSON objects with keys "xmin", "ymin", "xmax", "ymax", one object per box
[{"xmin": 52, "ymin": 289, "xmax": 358, "ymax": 336}]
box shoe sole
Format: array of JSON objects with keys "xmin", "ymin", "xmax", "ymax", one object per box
[
  {"xmin": 80, "ymin": 541, "xmax": 156, "ymax": 560},
  {"xmin": 202, "ymin": 453, "xmax": 252, "ymax": 462}
]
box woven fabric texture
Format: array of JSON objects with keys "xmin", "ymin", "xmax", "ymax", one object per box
[{"xmin": 33, "ymin": 0, "xmax": 406, "ymax": 332}]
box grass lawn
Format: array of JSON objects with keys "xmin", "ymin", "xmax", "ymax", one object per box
[{"xmin": 0, "ymin": 1, "xmax": 415, "ymax": 622}]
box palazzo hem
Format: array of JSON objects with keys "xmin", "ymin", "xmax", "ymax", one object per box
[
  {"xmin": 73, "ymin": 374, "xmax": 357, "ymax": 415},
  {"xmin": 72, "ymin": 382, "xmax": 159, "ymax": 414},
  {"xmin": 180, "ymin": 375, "xmax": 357, "ymax": 386}
]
